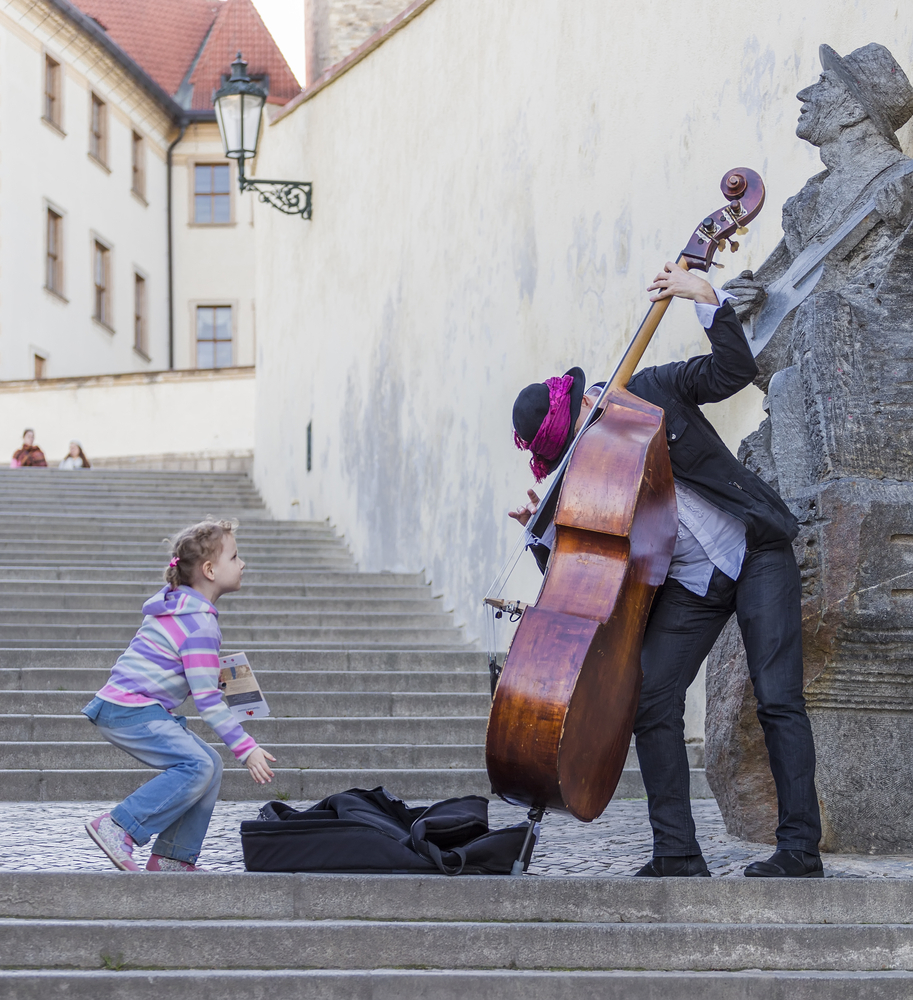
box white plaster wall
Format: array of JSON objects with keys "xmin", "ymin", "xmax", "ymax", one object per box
[
  {"xmin": 0, "ymin": 2, "xmax": 173, "ymax": 380},
  {"xmin": 0, "ymin": 367, "xmax": 255, "ymax": 464},
  {"xmin": 253, "ymin": 0, "xmax": 913, "ymax": 657},
  {"xmin": 171, "ymin": 122, "xmax": 258, "ymax": 371}
]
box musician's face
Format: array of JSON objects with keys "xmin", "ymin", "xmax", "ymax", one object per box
[
  {"xmin": 796, "ymin": 70, "xmax": 867, "ymax": 146},
  {"xmin": 574, "ymin": 392, "xmax": 598, "ymax": 434}
]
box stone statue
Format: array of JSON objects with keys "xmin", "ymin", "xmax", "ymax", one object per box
[{"xmin": 705, "ymin": 44, "xmax": 913, "ymax": 852}]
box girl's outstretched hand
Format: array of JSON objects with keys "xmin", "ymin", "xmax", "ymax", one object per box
[{"xmin": 245, "ymin": 747, "xmax": 276, "ymax": 784}]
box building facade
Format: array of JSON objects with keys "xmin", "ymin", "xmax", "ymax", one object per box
[{"xmin": 0, "ymin": 0, "xmax": 298, "ymax": 382}]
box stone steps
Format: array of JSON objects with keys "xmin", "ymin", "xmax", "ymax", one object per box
[
  {"xmin": 1, "ymin": 874, "xmax": 911, "ymax": 996},
  {"xmin": 0, "ymin": 667, "xmax": 490, "ymax": 692},
  {"xmin": 0, "ymin": 593, "xmax": 444, "ymax": 611},
  {"xmin": 0, "ymin": 741, "xmax": 693, "ymax": 772},
  {"xmin": 0, "ymin": 690, "xmax": 490, "ymax": 716},
  {"xmin": 0, "ymin": 610, "xmax": 455, "ymax": 628},
  {"xmin": 0, "ymin": 649, "xmax": 487, "ymax": 671},
  {"xmin": 0, "ymin": 713, "xmax": 489, "ymax": 743},
  {"xmin": 3, "ymin": 970, "xmax": 909, "ymax": 1000}
]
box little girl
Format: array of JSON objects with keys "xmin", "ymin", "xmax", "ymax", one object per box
[{"xmin": 82, "ymin": 518, "xmax": 276, "ymax": 872}]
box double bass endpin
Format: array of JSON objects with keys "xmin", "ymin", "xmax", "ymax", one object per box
[{"xmin": 510, "ymin": 806, "xmax": 545, "ymax": 875}]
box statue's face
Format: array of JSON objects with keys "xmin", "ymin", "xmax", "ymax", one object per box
[{"xmin": 796, "ymin": 70, "xmax": 866, "ymax": 146}]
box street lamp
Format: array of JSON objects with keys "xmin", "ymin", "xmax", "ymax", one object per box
[{"xmin": 213, "ymin": 52, "xmax": 312, "ymax": 219}]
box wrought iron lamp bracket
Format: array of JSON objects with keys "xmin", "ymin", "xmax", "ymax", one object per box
[{"xmin": 238, "ymin": 174, "xmax": 312, "ymax": 219}]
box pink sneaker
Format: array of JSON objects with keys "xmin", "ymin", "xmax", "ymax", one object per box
[
  {"xmin": 145, "ymin": 854, "xmax": 200, "ymax": 873},
  {"xmin": 85, "ymin": 813, "xmax": 141, "ymax": 872}
]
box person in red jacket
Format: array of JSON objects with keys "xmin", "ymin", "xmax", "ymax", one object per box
[{"xmin": 11, "ymin": 429, "xmax": 47, "ymax": 468}]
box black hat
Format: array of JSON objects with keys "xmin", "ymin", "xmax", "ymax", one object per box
[{"xmin": 512, "ymin": 366, "xmax": 586, "ymax": 476}]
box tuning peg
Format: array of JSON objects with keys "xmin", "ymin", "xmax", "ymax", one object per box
[
  {"xmin": 729, "ymin": 240, "xmax": 740, "ymax": 252},
  {"xmin": 736, "ymin": 226, "xmax": 749, "ymax": 236},
  {"xmin": 710, "ymin": 261, "xmax": 725, "ymax": 269},
  {"xmin": 717, "ymin": 239, "xmax": 727, "ymax": 252}
]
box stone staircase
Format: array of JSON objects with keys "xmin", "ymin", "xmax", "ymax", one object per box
[
  {"xmin": 0, "ymin": 467, "xmax": 698, "ymax": 802},
  {"xmin": 3, "ymin": 468, "xmax": 909, "ymax": 996},
  {"xmin": 2, "ymin": 873, "xmax": 913, "ymax": 997},
  {"xmin": 0, "ymin": 467, "xmax": 493, "ymax": 801}
]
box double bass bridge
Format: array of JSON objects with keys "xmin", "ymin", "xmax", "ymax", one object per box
[{"xmin": 484, "ymin": 597, "xmax": 528, "ymax": 622}]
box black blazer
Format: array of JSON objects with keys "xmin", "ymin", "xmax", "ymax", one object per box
[
  {"xmin": 530, "ymin": 302, "xmax": 797, "ymax": 574},
  {"xmin": 627, "ymin": 300, "xmax": 798, "ymax": 550}
]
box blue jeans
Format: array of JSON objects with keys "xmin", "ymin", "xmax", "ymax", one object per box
[
  {"xmin": 83, "ymin": 698, "xmax": 223, "ymax": 863},
  {"xmin": 633, "ymin": 545, "xmax": 822, "ymax": 857}
]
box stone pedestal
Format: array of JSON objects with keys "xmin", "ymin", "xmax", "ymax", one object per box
[{"xmin": 706, "ymin": 478, "xmax": 913, "ymax": 852}]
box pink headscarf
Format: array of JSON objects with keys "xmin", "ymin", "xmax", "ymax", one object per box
[{"xmin": 513, "ymin": 374, "xmax": 575, "ymax": 482}]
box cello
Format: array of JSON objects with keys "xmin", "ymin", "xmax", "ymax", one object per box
[{"xmin": 484, "ymin": 168, "xmax": 766, "ymax": 868}]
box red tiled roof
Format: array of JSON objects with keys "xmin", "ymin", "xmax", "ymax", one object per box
[
  {"xmin": 187, "ymin": 0, "xmax": 301, "ymax": 109},
  {"xmin": 76, "ymin": 0, "xmax": 220, "ymax": 97},
  {"xmin": 73, "ymin": 0, "xmax": 299, "ymax": 110}
]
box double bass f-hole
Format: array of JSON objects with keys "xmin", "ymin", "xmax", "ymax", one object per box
[{"xmin": 483, "ymin": 168, "xmax": 766, "ymax": 840}]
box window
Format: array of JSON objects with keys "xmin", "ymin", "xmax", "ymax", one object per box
[
  {"xmin": 131, "ymin": 131, "xmax": 145, "ymax": 199},
  {"xmin": 90, "ymin": 93, "xmax": 106, "ymax": 164},
  {"xmin": 196, "ymin": 306, "xmax": 232, "ymax": 368},
  {"xmin": 44, "ymin": 55, "xmax": 61, "ymax": 127},
  {"xmin": 46, "ymin": 209, "xmax": 62, "ymax": 295},
  {"xmin": 134, "ymin": 274, "xmax": 147, "ymax": 355},
  {"xmin": 93, "ymin": 241, "xmax": 110, "ymax": 326},
  {"xmin": 194, "ymin": 164, "xmax": 231, "ymax": 223},
  {"xmin": 34, "ymin": 355, "xmax": 46, "ymax": 380}
]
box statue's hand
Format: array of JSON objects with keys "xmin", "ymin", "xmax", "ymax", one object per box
[
  {"xmin": 722, "ymin": 270, "xmax": 767, "ymax": 321},
  {"xmin": 874, "ymin": 170, "xmax": 913, "ymax": 232}
]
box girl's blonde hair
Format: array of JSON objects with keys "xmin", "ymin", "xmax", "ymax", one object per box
[{"xmin": 164, "ymin": 518, "xmax": 239, "ymax": 590}]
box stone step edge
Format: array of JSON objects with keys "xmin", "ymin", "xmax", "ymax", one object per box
[
  {"xmin": 1, "ymin": 918, "xmax": 911, "ymax": 974},
  {"xmin": 3, "ymin": 872, "xmax": 911, "ymax": 923},
  {"xmin": 0, "ymin": 970, "xmax": 910, "ymax": 1000}
]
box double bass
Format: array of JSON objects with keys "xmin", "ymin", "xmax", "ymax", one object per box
[{"xmin": 484, "ymin": 169, "xmax": 766, "ymax": 867}]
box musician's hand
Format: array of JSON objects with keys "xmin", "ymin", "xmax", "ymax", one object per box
[
  {"xmin": 722, "ymin": 270, "xmax": 767, "ymax": 321},
  {"xmin": 508, "ymin": 489, "xmax": 540, "ymax": 527},
  {"xmin": 648, "ymin": 261, "xmax": 718, "ymax": 304}
]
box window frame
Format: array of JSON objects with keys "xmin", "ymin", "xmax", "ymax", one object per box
[
  {"xmin": 190, "ymin": 161, "xmax": 234, "ymax": 226},
  {"xmin": 43, "ymin": 53, "xmax": 63, "ymax": 131},
  {"xmin": 45, "ymin": 206, "xmax": 64, "ymax": 298},
  {"xmin": 131, "ymin": 130, "xmax": 146, "ymax": 202},
  {"xmin": 89, "ymin": 92, "xmax": 107, "ymax": 167},
  {"xmin": 92, "ymin": 237, "xmax": 113, "ymax": 330},
  {"xmin": 133, "ymin": 271, "xmax": 148, "ymax": 359},
  {"xmin": 194, "ymin": 303, "xmax": 234, "ymax": 369}
]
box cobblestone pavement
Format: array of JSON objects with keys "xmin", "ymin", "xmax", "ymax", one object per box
[{"xmin": 3, "ymin": 798, "xmax": 913, "ymax": 878}]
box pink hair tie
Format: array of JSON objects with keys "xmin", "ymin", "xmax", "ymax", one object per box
[{"xmin": 169, "ymin": 557, "xmax": 180, "ymax": 567}]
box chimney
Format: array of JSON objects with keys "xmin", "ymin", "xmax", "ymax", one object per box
[{"xmin": 304, "ymin": 0, "xmax": 409, "ymax": 86}]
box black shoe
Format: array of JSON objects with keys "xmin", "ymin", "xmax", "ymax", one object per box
[
  {"xmin": 633, "ymin": 854, "xmax": 711, "ymax": 877},
  {"xmin": 743, "ymin": 849, "xmax": 823, "ymax": 878}
]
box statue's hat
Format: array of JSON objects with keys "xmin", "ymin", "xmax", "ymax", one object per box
[{"xmin": 820, "ymin": 43, "xmax": 913, "ymax": 148}]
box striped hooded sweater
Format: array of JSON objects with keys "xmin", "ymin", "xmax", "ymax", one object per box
[{"xmin": 95, "ymin": 585, "xmax": 257, "ymax": 761}]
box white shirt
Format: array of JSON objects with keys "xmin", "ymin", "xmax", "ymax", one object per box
[{"xmin": 526, "ymin": 290, "xmax": 746, "ymax": 596}]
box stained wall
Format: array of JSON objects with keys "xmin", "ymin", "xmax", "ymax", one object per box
[{"xmin": 252, "ymin": 0, "xmax": 913, "ymax": 651}]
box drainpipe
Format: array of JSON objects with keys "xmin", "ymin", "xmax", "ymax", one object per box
[{"xmin": 167, "ymin": 122, "xmax": 187, "ymax": 370}]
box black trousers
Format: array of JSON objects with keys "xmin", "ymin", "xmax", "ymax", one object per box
[{"xmin": 633, "ymin": 544, "xmax": 822, "ymax": 857}]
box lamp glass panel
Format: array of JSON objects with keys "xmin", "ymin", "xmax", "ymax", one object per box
[
  {"xmin": 215, "ymin": 93, "xmax": 243, "ymax": 157},
  {"xmin": 240, "ymin": 92, "xmax": 264, "ymax": 158}
]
